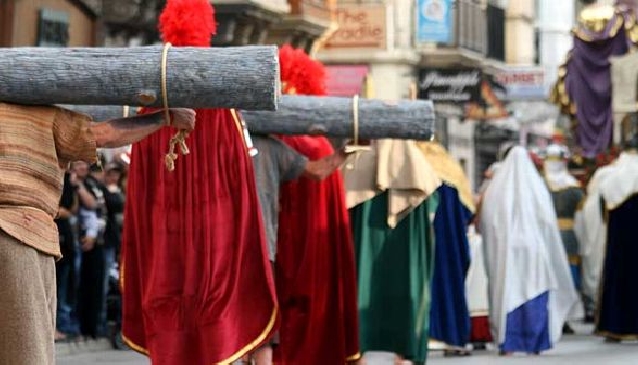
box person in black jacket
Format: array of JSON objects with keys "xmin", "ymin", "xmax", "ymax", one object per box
[{"xmin": 55, "ymin": 172, "xmax": 79, "ymax": 341}]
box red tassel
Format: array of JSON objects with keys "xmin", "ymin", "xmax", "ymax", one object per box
[
  {"xmin": 279, "ymin": 44, "xmax": 326, "ymax": 96},
  {"xmin": 159, "ymin": 0, "xmax": 217, "ymax": 47}
]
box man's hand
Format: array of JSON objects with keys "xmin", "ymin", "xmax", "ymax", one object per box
[
  {"xmin": 92, "ymin": 108, "xmax": 195, "ymax": 149},
  {"xmin": 57, "ymin": 207, "xmax": 72, "ymax": 219},
  {"xmin": 304, "ymin": 147, "xmax": 352, "ymax": 181},
  {"xmin": 81, "ymin": 236, "xmax": 96, "ymax": 252},
  {"xmin": 168, "ymin": 108, "xmax": 196, "ymax": 132}
]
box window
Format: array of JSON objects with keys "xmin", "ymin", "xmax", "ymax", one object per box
[
  {"xmin": 456, "ymin": 0, "xmax": 486, "ymax": 53},
  {"xmin": 37, "ymin": 9, "xmax": 69, "ymax": 47},
  {"xmin": 534, "ymin": 28, "xmax": 540, "ymax": 64},
  {"xmin": 486, "ymin": 4, "xmax": 505, "ymax": 61}
]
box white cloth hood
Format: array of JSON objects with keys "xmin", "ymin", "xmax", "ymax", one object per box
[{"xmin": 480, "ymin": 146, "xmax": 578, "ymax": 346}]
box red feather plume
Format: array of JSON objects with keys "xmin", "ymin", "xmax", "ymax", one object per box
[
  {"xmin": 278, "ymin": 44, "xmax": 326, "ymax": 96},
  {"xmin": 158, "ymin": 0, "xmax": 217, "ymax": 47}
]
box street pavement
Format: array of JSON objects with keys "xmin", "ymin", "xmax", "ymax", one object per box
[{"xmin": 57, "ymin": 334, "xmax": 638, "ymax": 365}]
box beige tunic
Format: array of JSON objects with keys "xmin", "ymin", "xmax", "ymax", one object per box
[{"xmin": 0, "ymin": 103, "xmax": 96, "ymax": 364}]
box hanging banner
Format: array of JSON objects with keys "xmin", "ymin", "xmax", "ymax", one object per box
[
  {"xmin": 418, "ymin": 68, "xmax": 509, "ymax": 119},
  {"xmin": 494, "ymin": 67, "xmax": 546, "ymax": 100},
  {"xmin": 464, "ymin": 74, "xmax": 509, "ymax": 120},
  {"xmin": 416, "ymin": 0, "xmax": 453, "ymax": 43},
  {"xmin": 464, "ymin": 76, "xmax": 510, "ymax": 120}
]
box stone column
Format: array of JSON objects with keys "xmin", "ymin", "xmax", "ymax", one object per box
[{"xmin": 537, "ymin": 0, "xmax": 575, "ymax": 94}]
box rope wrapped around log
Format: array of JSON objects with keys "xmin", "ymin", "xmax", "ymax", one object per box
[
  {"xmin": 242, "ymin": 95, "xmax": 435, "ymax": 140},
  {"xmin": 63, "ymin": 95, "xmax": 436, "ymax": 141},
  {"xmin": 0, "ymin": 46, "xmax": 280, "ymax": 111}
]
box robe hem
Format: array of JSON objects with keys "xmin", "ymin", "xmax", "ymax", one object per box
[
  {"xmin": 346, "ymin": 352, "xmax": 362, "ymax": 362},
  {"xmin": 429, "ymin": 337, "xmax": 468, "ymax": 350},
  {"xmin": 121, "ymin": 305, "xmax": 279, "ymax": 365},
  {"xmin": 595, "ymin": 330, "xmax": 638, "ymax": 341},
  {"xmin": 122, "ymin": 334, "xmax": 150, "ymax": 356}
]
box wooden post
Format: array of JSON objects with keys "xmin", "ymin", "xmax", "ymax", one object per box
[
  {"xmin": 64, "ymin": 95, "xmax": 436, "ymax": 140},
  {"xmin": 0, "ymin": 46, "xmax": 280, "ymax": 110}
]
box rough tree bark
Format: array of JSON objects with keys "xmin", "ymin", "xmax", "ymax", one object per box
[
  {"xmin": 242, "ymin": 95, "xmax": 435, "ymax": 140},
  {"xmin": 62, "ymin": 95, "xmax": 436, "ymax": 140},
  {"xmin": 0, "ymin": 46, "xmax": 280, "ymax": 110}
]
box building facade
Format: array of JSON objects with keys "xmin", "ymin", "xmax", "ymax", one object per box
[
  {"xmin": 316, "ymin": 0, "xmax": 535, "ymax": 190},
  {"xmin": 100, "ymin": 0, "xmax": 332, "ymax": 50},
  {"xmin": 1, "ymin": 0, "xmax": 570, "ymax": 191},
  {"xmin": 0, "ymin": 0, "xmax": 100, "ymax": 47}
]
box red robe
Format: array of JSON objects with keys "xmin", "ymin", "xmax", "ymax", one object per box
[
  {"xmin": 274, "ymin": 135, "xmax": 360, "ymax": 364},
  {"xmin": 121, "ymin": 109, "xmax": 278, "ymax": 365}
]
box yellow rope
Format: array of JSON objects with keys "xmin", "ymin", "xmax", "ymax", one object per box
[
  {"xmin": 161, "ymin": 43, "xmax": 172, "ymax": 126},
  {"xmin": 353, "ymin": 95, "xmax": 359, "ymax": 146},
  {"xmin": 161, "ymin": 42, "xmax": 190, "ymax": 172},
  {"xmin": 346, "ymin": 95, "xmax": 369, "ymax": 170}
]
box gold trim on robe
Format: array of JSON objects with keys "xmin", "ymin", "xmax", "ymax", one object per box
[{"xmin": 558, "ymin": 218, "xmax": 575, "ymax": 230}]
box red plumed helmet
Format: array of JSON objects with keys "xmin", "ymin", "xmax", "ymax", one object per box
[
  {"xmin": 159, "ymin": 0, "xmax": 217, "ymax": 47},
  {"xmin": 278, "ymin": 44, "xmax": 326, "ymax": 96}
]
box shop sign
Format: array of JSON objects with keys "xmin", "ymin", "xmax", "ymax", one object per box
[
  {"xmin": 418, "ymin": 68, "xmax": 482, "ymax": 103},
  {"xmin": 325, "ymin": 4, "xmax": 387, "ymax": 50}
]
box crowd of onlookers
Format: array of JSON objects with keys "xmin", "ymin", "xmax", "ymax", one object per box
[{"xmin": 54, "ymin": 152, "xmax": 128, "ymax": 344}]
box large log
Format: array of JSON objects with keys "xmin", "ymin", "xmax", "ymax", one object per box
[
  {"xmin": 0, "ymin": 46, "xmax": 280, "ymax": 110},
  {"xmin": 63, "ymin": 95, "xmax": 435, "ymax": 140},
  {"xmin": 63, "ymin": 105, "xmax": 137, "ymax": 121},
  {"xmin": 242, "ymin": 95, "xmax": 435, "ymax": 140}
]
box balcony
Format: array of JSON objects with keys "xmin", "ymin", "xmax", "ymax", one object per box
[
  {"xmin": 265, "ymin": 0, "xmax": 332, "ymax": 52},
  {"xmin": 455, "ymin": 0, "xmax": 487, "ymax": 54},
  {"xmin": 419, "ymin": 0, "xmax": 509, "ymax": 67},
  {"xmin": 289, "ymin": 0, "xmax": 331, "ymax": 24},
  {"xmin": 212, "ymin": 0, "xmax": 289, "ymax": 13},
  {"xmin": 209, "ymin": 0, "xmax": 289, "ymax": 46},
  {"xmin": 101, "ymin": 0, "xmax": 163, "ymax": 33}
]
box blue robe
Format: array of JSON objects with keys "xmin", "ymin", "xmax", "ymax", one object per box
[
  {"xmin": 429, "ymin": 184, "xmax": 472, "ymax": 348},
  {"xmin": 501, "ymin": 292, "xmax": 551, "ymax": 353},
  {"xmin": 596, "ymin": 195, "xmax": 638, "ymax": 339}
]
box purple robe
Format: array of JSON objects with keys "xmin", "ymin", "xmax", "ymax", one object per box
[{"xmin": 564, "ymin": 8, "xmax": 636, "ymax": 157}]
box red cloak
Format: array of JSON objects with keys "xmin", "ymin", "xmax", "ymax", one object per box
[
  {"xmin": 121, "ymin": 109, "xmax": 278, "ymax": 365},
  {"xmin": 274, "ymin": 135, "xmax": 360, "ymax": 364}
]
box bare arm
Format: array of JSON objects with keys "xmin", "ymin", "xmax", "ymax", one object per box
[
  {"xmin": 69, "ymin": 172, "xmax": 96, "ymax": 209},
  {"xmin": 303, "ymin": 149, "xmax": 350, "ymax": 180},
  {"xmin": 90, "ymin": 108, "xmax": 196, "ymax": 148},
  {"xmin": 76, "ymin": 184, "xmax": 97, "ymax": 209}
]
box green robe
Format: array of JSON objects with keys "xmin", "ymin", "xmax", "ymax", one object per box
[{"xmin": 350, "ymin": 191, "xmax": 439, "ymax": 364}]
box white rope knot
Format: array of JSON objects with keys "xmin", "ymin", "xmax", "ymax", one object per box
[{"xmin": 160, "ymin": 42, "xmax": 192, "ymax": 172}]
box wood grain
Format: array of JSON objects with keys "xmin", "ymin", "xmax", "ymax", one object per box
[{"xmin": 0, "ymin": 46, "xmax": 280, "ymax": 110}]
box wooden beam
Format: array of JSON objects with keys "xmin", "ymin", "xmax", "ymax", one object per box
[
  {"xmin": 63, "ymin": 95, "xmax": 436, "ymax": 140},
  {"xmin": 0, "ymin": 45, "xmax": 280, "ymax": 110},
  {"xmin": 242, "ymin": 95, "xmax": 435, "ymax": 140}
]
